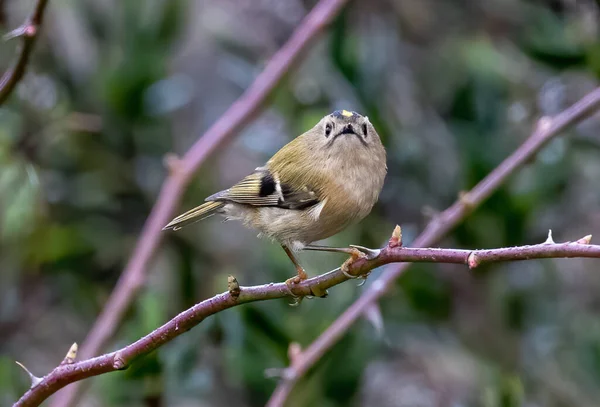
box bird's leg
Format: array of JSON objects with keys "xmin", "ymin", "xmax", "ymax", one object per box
[
  {"xmin": 282, "ymin": 245, "xmax": 308, "ymax": 285},
  {"xmin": 303, "ymin": 244, "xmax": 380, "ymax": 259},
  {"xmin": 301, "ymin": 245, "xmax": 357, "ymax": 255},
  {"xmin": 282, "ymin": 245, "xmax": 327, "ymax": 299}
]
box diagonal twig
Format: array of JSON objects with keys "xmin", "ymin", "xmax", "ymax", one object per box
[
  {"xmin": 266, "ymin": 86, "xmax": 600, "ymax": 407},
  {"xmin": 14, "ymin": 230, "xmax": 600, "ymax": 407},
  {"xmin": 0, "ymin": 0, "xmax": 50, "ymax": 105},
  {"xmin": 47, "ymin": 1, "xmax": 350, "ymax": 406}
]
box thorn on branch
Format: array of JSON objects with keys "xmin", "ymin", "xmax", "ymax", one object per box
[
  {"xmin": 544, "ymin": 230, "xmax": 555, "ymax": 244},
  {"xmin": 389, "ymin": 225, "xmax": 402, "ymax": 248},
  {"xmin": 363, "ymin": 303, "xmax": 384, "ymax": 337},
  {"xmin": 275, "ymin": 367, "xmax": 298, "ymax": 380},
  {"xmin": 576, "ymin": 234, "xmax": 592, "ymax": 245},
  {"xmin": 15, "ymin": 361, "xmax": 43, "ymax": 388},
  {"xmin": 265, "ymin": 366, "xmax": 296, "ymax": 380},
  {"xmin": 60, "ymin": 343, "xmax": 78, "ymax": 365},
  {"xmin": 4, "ymin": 25, "xmax": 29, "ymax": 41},
  {"xmin": 264, "ymin": 367, "xmax": 285, "ymax": 379},
  {"xmin": 228, "ymin": 275, "xmax": 241, "ymax": 298}
]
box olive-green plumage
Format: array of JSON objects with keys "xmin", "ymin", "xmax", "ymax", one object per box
[{"xmin": 164, "ymin": 110, "xmax": 387, "ymax": 254}]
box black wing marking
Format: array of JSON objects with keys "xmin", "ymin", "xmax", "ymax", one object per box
[{"xmin": 206, "ymin": 169, "xmax": 319, "ymax": 210}]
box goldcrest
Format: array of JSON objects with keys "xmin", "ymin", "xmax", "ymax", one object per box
[{"xmin": 164, "ymin": 110, "xmax": 387, "ymax": 289}]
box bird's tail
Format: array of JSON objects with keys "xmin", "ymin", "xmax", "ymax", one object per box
[{"xmin": 163, "ymin": 201, "xmax": 225, "ymax": 231}]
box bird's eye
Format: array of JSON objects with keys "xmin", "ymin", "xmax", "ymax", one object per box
[
  {"xmin": 362, "ymin": 123, "xmax": 368, "ymax": 137},
  {"xmin": 325, "ymin": 123, "xmax": 332, "ymax": 137}
]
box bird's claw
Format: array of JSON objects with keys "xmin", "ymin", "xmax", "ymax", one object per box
[
  {"xmin": 356, "ymin": 277, "xmax": 368, "ymax": 286},
  {"xmin": 285, "ymin": 275, "xmax": 303, "ymax": 302},
  {"xmin": 288, "ymin": 296, "xmax": 303, "ymax": 307},
  {"xmin": 342, "ymin": 268, "xmax": 359, "ymax": 279},
  {"xmin": 341, "ymin": 247, "xmax": 367, "ymax": 276},
  {"xmin": 342, "ymin": 267, "xmax": 370, "ymax": 286},
  {"xmin": 340, "ymin": 245, "xmax": 379, "ymax": 280},
  {"xmin": 285, "ymin": 269, "xmax": 327, "ymax": 305}
]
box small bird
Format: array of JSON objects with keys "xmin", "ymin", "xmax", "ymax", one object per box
[{"xmin": 164, "ymin": 110, "xmax": 387, "ymax": 293}]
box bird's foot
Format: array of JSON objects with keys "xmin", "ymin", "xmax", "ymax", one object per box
[
  {"xmin": 285, "ymin": 267, "xmax": 327, "ymax": 305},
  {"xmin": 341, "ymin": 247, "xmax": 367, "ymax": 278},
  {"xmin": 341, "ymin": 245, "xmax": 380, "ymax": 280},
  {"xmin": 285, "ymin": 269, "xmax": 305, "ymax": 306}
]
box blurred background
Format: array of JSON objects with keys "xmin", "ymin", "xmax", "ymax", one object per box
[{"xmin": 2, "ymin": 0, "xmax": 600, "ymax": 406}]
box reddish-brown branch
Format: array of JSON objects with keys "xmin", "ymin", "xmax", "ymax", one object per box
[
  {"xmin": 266, "ymin": 87, "xmax": 600, "ymax": 407},
  {"xmin": 0, "ymin": 0, "xmax": 50, "ymax": 104},
  {"xmin": 14, "ymin": 233, "xmax": 600, "ymax": 407},
  {"xmin": 47, "ymin": 1, "xmax": 350, "ymax": 407}
]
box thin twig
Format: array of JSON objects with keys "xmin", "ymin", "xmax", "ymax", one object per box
[
  {"xmin": 266, "ymin": 86, "xmax": 600, "ymax": 407},
  {"xmin": 47, "ymin": 1, "xmax": 349, "ymax": 407},
  {"xmin": 14, "ymin": 232, "xmax": 600, "ymax": 407},
  {"xmin": 0, "ymin": 0, "xmax": 50, "ymax": 104}
]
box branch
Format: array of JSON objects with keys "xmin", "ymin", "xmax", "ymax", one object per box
[
  {"xmin": 46, "ymin": 1, "xmax": 350, "ymax": 407},
  {"xmin": 13, "ymin": 229, "xmax": 600, "ymax": 407},
  {"xmin": 266, "ymin": 86, "xmax": 600, "ymax": 407},
  {"xmin": 0, "ymin": 0, "xmax": 50, "ymax": 105}
]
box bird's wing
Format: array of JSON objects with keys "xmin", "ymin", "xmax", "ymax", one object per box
[{"xmin": 206, "ymin": 168, "xmax": 320, "ymax": 210}]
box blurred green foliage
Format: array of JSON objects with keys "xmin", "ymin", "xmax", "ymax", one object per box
[{"xmin": 2, "ymin": 0, "xmax": 600, "ymax": 406}]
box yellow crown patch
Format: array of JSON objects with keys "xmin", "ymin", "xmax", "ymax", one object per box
[{"xmin": 341, "ymin": 110, "xmax": 353, "ymax": 117}]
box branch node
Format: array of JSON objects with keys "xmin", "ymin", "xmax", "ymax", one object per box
[
  {"xmin": 458, "ymin": 191, "xmax": 475, "ymax": 210},
  {"xmin": 60, "ymin": 343, "xmax": 78, "ymax": 365},
  {"xmin": 24, "ymin": 24, "xmax": 38, "ymax": 38},
  {"xmin": 536, "ymin": 116, "xmax": 553, "ymax": 134},
  {"xmin": 228, "ymin": 275, "xmax": 241, "ymax": 298},
  {"xmin": 163, "ymin": 153, "xmax": 183, "ymax": 175},
  {"xmin": 389, "ymin": 225, "xmax": 402, "ymax": 248},
  {"xmin": 543, "ymin": 229, "xmax": 555, "ymax": 244},
  {"xmin": 15, "ymin": 361, "xmax": 43, "ymax": 388},
  {"xmin": 112, "ymin": 353, "xmax": 127, "ymax": 370},
  {"xmin": 287, "ymin": 342, "xmax": 302, "ymax": 364},
  {"xmin": 576, "ymin": 234, "xmax": 592, "ymax": 245},
  {"xmin": 467, "ymin": 252, "xmax": 480, "ymax": 269}
]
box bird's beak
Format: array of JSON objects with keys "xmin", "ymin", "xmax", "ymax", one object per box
[
  {"xmin": 339, "ymin": 124, "xmax": 358, "ymax": 136},
  {"xmin": 328, "ymin": 123, "xmax": 367, "ymax": 147}
]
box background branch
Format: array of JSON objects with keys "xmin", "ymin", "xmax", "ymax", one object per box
[
  {"xmin": 0, "ymin": 0, "xmax": 49, "ymax": 104},
  {"xmin": 14, "ymin": 232, "xmax": 600, "ymax": 407},
  {"xmin": 47, "ymin": 1, "xmax": 350, "ymax": 406},
  {"xmin": 266, "ymin": 86, "xmax": 600, "ymax": 407}
]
